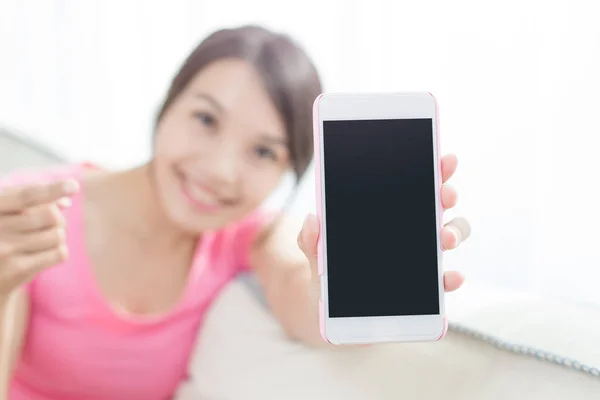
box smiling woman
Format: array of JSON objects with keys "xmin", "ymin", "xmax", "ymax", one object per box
[
  {"xmin": 2, "ymin": 1, "xmax": 600, "ymax": 399},
  {"xmin": 150, "ymin": 27, "xmax": 320, "ymax": 234},
  {"xmin": 153, "ymin": 59, "xmax": 293, "ymax": 231},
  {"xmin": 155, "ymin": 26, "xmax": 317, "ymax": 179},
  {"xmin": 0, "ymin": 25, "xmax": 331, "ymax": 400}
]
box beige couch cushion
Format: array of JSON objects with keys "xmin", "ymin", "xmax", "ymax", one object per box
[
  {"xmin": 3, "ymin": 127, "xmax": 598, "ymax": 399},
  {"xmin": 177, "ymin": 280, "xmax": 600, "ymax": 400}
]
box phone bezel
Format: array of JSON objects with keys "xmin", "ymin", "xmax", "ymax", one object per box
[{"xmin": 315, "ymin": 92, "xmax": 445, "ymax": 344}]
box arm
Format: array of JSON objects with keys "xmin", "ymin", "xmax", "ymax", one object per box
[
  {"xmin": 249, "ymin": 214, "xmax": 325, "ymax": 347},
  {"xmin": 0, "ymin": 289, "xmax": 29, "ymax": 399},
  {"xmin": 247, "ymin": 156, "xmax": 469, "ymax": 347},
  {"xmin": 247, "ymin": 155, "xmax": 471, "ymax": 348},
  {"xmin": 249, "ymin": 211, "xmax": 470, "ymax": 348},
  {"xmin": 0, "ymin": 176, "xmax": 77, "ymax": 397}
]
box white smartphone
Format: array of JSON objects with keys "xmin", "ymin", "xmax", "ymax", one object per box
[{"xmin": 313, "ymin": 92, "xmax": 446, "ymax": 344}]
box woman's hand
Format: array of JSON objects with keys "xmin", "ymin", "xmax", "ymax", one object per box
[
  {"xmin": 297, "ymin": 153, "xmax": 470, "ymax": 296},
  {"xmin": 251, "ymin": 154, "xmax": 469, "ymax": 346},
  {"xmin": 0, "ymin": 180, "xmax": 78, "ymax": 300}
]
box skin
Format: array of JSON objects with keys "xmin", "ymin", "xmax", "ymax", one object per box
[
  {"xmin": 0, "ymin": 59, "xmax": 467, "ymax": 396},
  {"xmin": 255, "ymin": 154, "xmax": 465, "ymax": 346}
]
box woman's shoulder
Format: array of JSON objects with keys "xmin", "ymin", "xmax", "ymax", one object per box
[{"xmin": 210, "ymin": 208, "xmax": 280, "ymax": 272}]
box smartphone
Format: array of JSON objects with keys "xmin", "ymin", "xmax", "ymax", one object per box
[{"xmin": 313, "ymin": 92, "xmax": 446, "ymax": 344}]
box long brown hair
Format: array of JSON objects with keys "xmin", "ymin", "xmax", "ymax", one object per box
[{"xmin": 156, "ymin": 25, "xmax": 322, "ymax": 181}]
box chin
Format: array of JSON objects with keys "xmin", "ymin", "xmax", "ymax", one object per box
[
  {"xmin": 165, "ymin": 192, "xmax": 241, "ymax": 234},
  {"xmin": 166, "ymin": 190, "xmax": 231, "ymax": 231},
  {"xmin": 156, "ymin": 164, "xmax": 256, "ymax": 233}
]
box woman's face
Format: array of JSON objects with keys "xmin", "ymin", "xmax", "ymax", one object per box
[{"xmin": 153, "ymin": 59, "xmax": 289, "ymax": 232}]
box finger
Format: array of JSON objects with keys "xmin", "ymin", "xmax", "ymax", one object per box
[
  {"xmin": 56, "ymin": 197, "xmax": 72, "ymax": 209},
  {"xmin": 441, "ymin": 226, "xmax": 459, "ymax": 250},
  {"xmin": 449, "ymin": 217, "xmax": 471, "ymax": 242},
  {"xmin": 8, "ymin": 246, "xmax": 68, "ymax": 285},
  {"xmin": 0, "ymin": 204, "xmax": 65, "ymax": 233},
  {"xmin": 297, "ymin": 214, "xmax": 320, "ymax": 275},
  {"xmin": 441, "ymin": 154, "xmax": 458, "ymax": 183},
  {"xmin": 441, "ymin": 184, "xmax": 457, "ymax": 210},
  {"xmin": 441, "ymin": 217, "xmax": 471, "ymax": 250},
  {"xmin": 0, "ymin": 180, "xmax": 79, "ymax": 214},
  {"xmin": 444, "ymin": 271, "xmax": 465, "ymax": 292},
  {"xmin": 15, "ymin": 227, "xmax": 66, "ymax": 254}
]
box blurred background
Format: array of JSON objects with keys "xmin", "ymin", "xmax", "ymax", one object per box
[{"xmin": 0, "ymin": 0, "xmax": 599, "ymax": 310}]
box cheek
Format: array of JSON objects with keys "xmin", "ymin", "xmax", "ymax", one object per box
[
  {"xmin": 154, "ymin": 108, "xmax": 205, "ymax": 159},
  {"xmin": 154, "ymin": 128, "xmax": 193, "ymax": 162},
  {"xmin": 152, "ymin": 123, "xmax": 196, "ymax": 205},
  {"xmin": 241, "ymin": 169, "xmax": 286, "ymax": 207}
]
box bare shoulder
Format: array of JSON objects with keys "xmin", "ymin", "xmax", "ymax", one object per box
[
  {"xmin": 79, "ymin": 168, "xmax": 113, "ymax": 223},
  {"xmin": 80, "ymin": 167, "xmax": 113, "ymax": 202}
]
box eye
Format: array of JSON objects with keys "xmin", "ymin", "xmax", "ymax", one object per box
[
  {"xmin": 194, "ymin": 112, "xmax": 217, "ymax": 128},
  {"xmin": 254, "ymin": 145, "xmax": 278, "ymax": 161}
]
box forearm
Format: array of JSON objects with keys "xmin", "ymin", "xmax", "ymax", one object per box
[
  {"xmin": 0, "ymin": 290, "xmax": 27, "ymax": 399},
  {"xmin": 0, "ymin": 296, "xmax": 14, "ymax": 399},
  {"xmin": 262, "ymin": 264, "xmax": 327, "ymax": 347},
  {"xmin": 251, "ymin": 214, "xmax": 329, "ymax": 347}
]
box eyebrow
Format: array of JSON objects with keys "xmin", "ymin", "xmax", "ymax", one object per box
[
  {"xmin": 194, "ymin": 93, "xmax": 225, "ymax": 112},
  {"xmin": 195, "ymin": 92, "xmax": 287, "ymax": 146},
  {"xmin": 260, "ymin": 135, "xmax": 288, "ymax": 146}
]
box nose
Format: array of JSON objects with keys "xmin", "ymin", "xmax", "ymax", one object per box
[{"xmin": 204, "ymin": 141, "xmax": 241, "ymax": 189}]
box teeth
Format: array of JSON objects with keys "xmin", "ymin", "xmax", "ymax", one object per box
[{"xmin": 186, "ymin": 181, "xmax": 219, "ymax": 206}]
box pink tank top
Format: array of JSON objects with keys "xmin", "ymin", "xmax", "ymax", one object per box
[{"xmin": 2, "ymin": 164, "xmax": 267, "ymax": 399}]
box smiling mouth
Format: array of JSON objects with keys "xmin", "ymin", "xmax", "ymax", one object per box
[{"xmin": 179, "ymin": 176, "xmax": 225, "ymax": 213}]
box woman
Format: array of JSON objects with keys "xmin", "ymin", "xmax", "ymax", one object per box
[{"xmin": 0, "ymin": 26, "xmax": 467, "ymax": 399}]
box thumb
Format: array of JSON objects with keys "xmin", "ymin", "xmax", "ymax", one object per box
[{"xmin": 297, "ymin": 213, "xmax": 320, "ymax": 274}]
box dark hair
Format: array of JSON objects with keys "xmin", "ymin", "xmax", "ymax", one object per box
[{"xmin": 156, "ymin": 25, "xmax": 322, "ymax": 180}]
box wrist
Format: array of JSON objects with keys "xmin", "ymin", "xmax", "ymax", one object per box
[
  {"xmin": 0, "ymin": 289, "xmax": 17, "ymax": 310},
  {"xmin": 277, "ymin": 264, "xmax": 319, "ymax": 306},
  {"xmin": 0, "ymin": 294, "xmax": 9, "ymax": 308}
]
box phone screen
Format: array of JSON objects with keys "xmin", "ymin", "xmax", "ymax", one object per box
[{"xmin": 323, "ymin": 118, "xmax": 440, "ymax": 318}]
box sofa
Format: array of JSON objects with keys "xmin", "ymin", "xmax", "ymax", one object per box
[{"xmin": 2, "ymin": 126, "xmax": 599, "ymax": 399}]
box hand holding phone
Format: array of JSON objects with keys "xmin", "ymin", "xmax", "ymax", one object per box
[{"xmin": 304, "ymin": 92, "xmax": 469, "ymax": 344}]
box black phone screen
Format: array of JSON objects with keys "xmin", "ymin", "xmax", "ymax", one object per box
[{"xmin": 322, "ymin": 118, "xmax": 440, "ymax": 318}]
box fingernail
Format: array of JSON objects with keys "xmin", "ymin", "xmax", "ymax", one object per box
[
  {"xmin": 453, "ymin": 231, "xmax": 461, "ymax": 247},
  {"xmin": 302, "ymin": 214, "xmax": 318, "ymax": 243},
  {"xmin": 452, "ymin": 217, "xmax": 471, "ymax": 241},
  {"xmin": 448, "ymin": 225, "xmax": 461, "ymax": 247},
  {"xmin": 57, "ymin": 197, "xmax": 72, "ymax": 208},
  {"xmin": 57, "ymin": 228, "xmax": 66, "ymax": 241},
  {"xmin": 62, "ymin": 180, "xmax": 79, "ymax": 195},
  {"xmin": 301, "ymin": 215, "xmax": 311, "ymax": 244},
  {"xmin": 308, "ymin": 214, "xmax": 319, "ymax": 234}
]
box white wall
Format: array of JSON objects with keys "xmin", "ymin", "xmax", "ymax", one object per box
[{"xmin": 1, "ymin": 0, "xmax": 599, "ymax": 306}]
